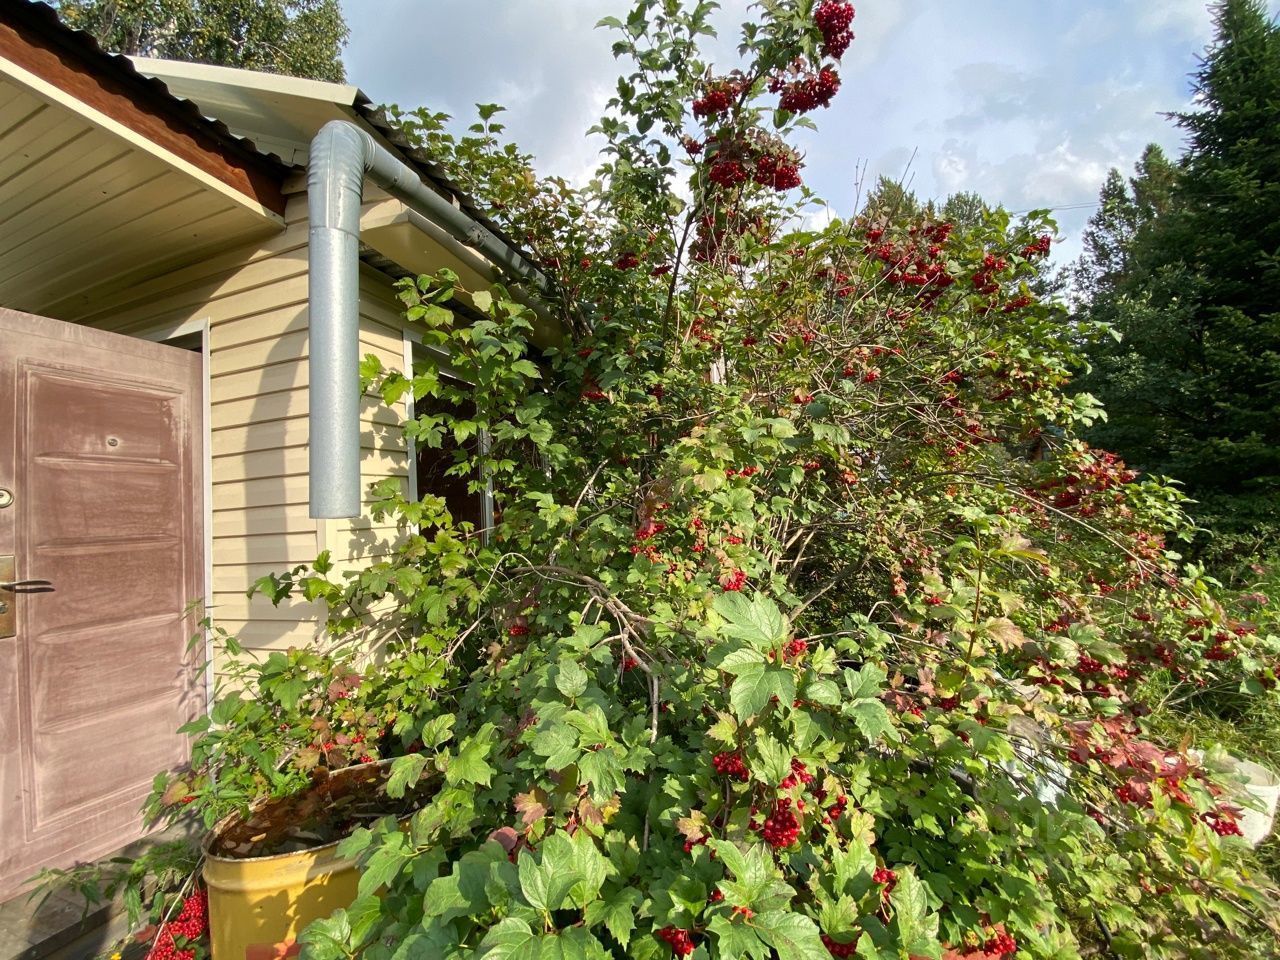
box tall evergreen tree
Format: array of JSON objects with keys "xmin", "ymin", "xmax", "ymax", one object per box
[
  {"xmin": 56, "ymin": 0, "xmax": 348, "ymax": 82},
  {"xmin": 1077, "ymin": 0, "xmax": 1280, "ymax": 565}
]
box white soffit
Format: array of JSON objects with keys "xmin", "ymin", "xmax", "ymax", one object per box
[{"xmin": 129, "ymin": 56, "xmax": 365, "ymax": 165}]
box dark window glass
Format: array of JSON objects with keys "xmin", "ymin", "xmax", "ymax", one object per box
[{"xmin": 413, "ymin": 389, "xmax": 485, "ymax": 533}]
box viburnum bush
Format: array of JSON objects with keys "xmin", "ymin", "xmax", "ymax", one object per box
[{"xmin": 196, "ymin": 2, "xmax": 1280, "ymax": 958}]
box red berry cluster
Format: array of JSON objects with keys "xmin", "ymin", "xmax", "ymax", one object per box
[
  {"xmin": 1076, "ymin": 655, "xmax": 1104, "ymax": 675},
  {"xmin": 658, "ymin": 926, "xmax": 696, "ymax": 956},
  {"xmin": 145, "ymin": 926, "xmax": 194, "ymax": 960},
  {"xmin": 822, "ymin": 933, "xmax": 860, "ymax": 958},
  {"xmin": 622, "ymin": 656, "xmax": 641, "ymax": 672},
  {"xmin": 783, "ymin": 638, "xmax": 808, "ymax": 660},
  {"xmin": 507, "ymin": 623, "xmax": 530, "ymax": 637},
  {"xmin": 756, "ymin": 798, "xmax": 801, "ymax": 847},
  {"xmin": 779, "ymin": 757, "xmax": 814, "ymax": 789},
  {"xmin": 970, "ymin": 253, "xmax": 1007, "ymax": 296},
  {"xmin": 1205, "ymin": 632, "xmax": 1238, "ymax": 662},
  {"xmin": 1021, "ymin": 234, "xmax": 1052, "ymax": 258},
  {"xmin": 1202, "ymin": 808, "xmax": 1243, "ymax": 837},
  {"xmin": 872, "ymin": 866, "xmax": 898, "ymax": 892},
  {"xmin": 814, "ymin": 1, "xmax": 855, "ymax": 58},
  {"xmin": 713, "ymin": 751, "xmax": 750, "ymax": 782},
  {"xmin": 635, "ymin": 519, "xmax": 666, "ymax": 541},
  {"xmin": 721, "ymin": 569, "xmax": 747, "ymax": 591},
  {"xmin": 775, "ymin": 68, "xmax": 841, "ymax": 113},
  {"xmin": 145, "ymin": 894, "xmax": 207, "ymax": 960},
  {"xmin": 693, "ymin": 76, "xmax": 749, "ymax": 119},
  {"xmin": 709, "ymin": 159, "xmax": 750, "ymax": 188},
  {"xmin": 615, "ymin": 251, "xmax": 641, "ymax": 270},
  {"xmin": 754, "ymin": 153, "xmax": 803, "ymax": 190},
  {"xmin": 983, "ymin": 929, "xmax": 1018, "ymax": 956},
  {"xmin": 170, "ymin": 889, "xmax": 207, "ymax": 940}
]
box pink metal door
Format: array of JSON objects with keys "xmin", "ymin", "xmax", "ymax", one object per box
[{"xmin": 0, "ymin": 307, "xmax": 204, "ymax": 902}]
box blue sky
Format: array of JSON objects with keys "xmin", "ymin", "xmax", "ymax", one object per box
[{"xmin": 340, "ymin": 1, "xmax": 1278, "ymax": 265}]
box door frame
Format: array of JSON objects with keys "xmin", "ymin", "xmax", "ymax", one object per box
[{"xmin": 132, "ymin": 316, "xmax": 214, "ymax": 710}]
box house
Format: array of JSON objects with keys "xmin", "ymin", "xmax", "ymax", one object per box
[{"xmin": 0, "ymin": 0, "xmax": 554, "ymax": 906}]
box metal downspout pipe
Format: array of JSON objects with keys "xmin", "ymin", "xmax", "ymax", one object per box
[{"xmin": 306, "ymin": 119, "xmax": 548, "ymax": 518}]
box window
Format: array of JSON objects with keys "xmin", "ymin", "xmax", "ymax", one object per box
[{"xmin": 406, "ymin": 341, "xmax": 493, "ymax": 538}]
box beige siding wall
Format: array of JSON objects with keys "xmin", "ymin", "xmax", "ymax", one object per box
[{"xmin": 40, "ymin": 182, "xmax": 437, "ymax": 665}]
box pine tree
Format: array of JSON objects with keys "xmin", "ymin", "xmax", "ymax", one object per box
[
  {"xmin": 56, "ymin": 0, "xmax": 348, "ymax": 82},
  {"xmin": 1077, "ymin": 0, "xmax": 1280, "ymax": 566}
]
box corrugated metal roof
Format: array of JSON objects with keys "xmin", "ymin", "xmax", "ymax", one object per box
[
  {"xmin": 7, "ymin": 0, "xmax": 288, "ymax": 179},
  {"xmin": 11, "ymin": 0, "xmax": 535, "ymax": 266}
]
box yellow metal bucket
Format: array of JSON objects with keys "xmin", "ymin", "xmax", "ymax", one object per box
[{"xmin": 203, "ymin": 833, "xmax": 356, "ymax": 960}]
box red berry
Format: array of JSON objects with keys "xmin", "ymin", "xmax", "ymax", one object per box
[
  {"xmin": 712, "ymin": 751, "xmax": 750, "ymax": 782},
  {"xmin": 657, "ymin": 926, "xmax": 696, "ymax": 956},
  {"xmin": 756, "ymin": 798, "xmax": 800, "ymax": 847}
]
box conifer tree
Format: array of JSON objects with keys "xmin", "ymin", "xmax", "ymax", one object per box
[{"xmin": 1077, "ymin": 0, "xmax": 1280, "ymax": 565}]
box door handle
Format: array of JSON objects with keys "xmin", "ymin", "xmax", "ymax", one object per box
[{"xmin": 1, "ymin": 579, "xmax": 52, "ymax": 590}]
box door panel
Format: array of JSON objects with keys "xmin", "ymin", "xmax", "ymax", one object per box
[{"xmin": 0, "ymin": 307, "xmax": 204, "ymax": 902}]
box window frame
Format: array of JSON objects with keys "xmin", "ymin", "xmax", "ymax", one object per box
[{"xmin": 401, "ymin": 328, "xmax": 494, "ymax": 541}]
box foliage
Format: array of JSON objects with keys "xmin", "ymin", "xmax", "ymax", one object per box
[
  {"xmin": 54, "ymin": 0, "xmax": 348, "ymax": 81},
  {"xmin": 1074, "ymin": 0, "xmax": 1280, "ymax": 569},
  {"xmin": 72, "ymin": 1, "xmax": 1280, "ymax": 958},
  {"xmin": 143, "ymin": 617, "xmax": 450, "ymax": 833},
  {"xmin": 201, "ymin": 3, "xmax": 1280, "ymax": 957},
  {"xmin": 30, "ymin": 841, "xmax": 208, "ymax": 960}
]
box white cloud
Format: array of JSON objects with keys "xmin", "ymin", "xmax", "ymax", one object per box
[{"xmin": 338, "ymin": 0, "xmax": 1264, "ymax": 265}]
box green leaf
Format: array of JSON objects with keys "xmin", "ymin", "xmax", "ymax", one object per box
[
  {"xmin": 386, "ymin": 753, "xmax": 428, "ymax": 799},
  {"xmin": 848, "ymin": 700, "xmax": 900, "ymax": 743},
  {"xmin": 479, "ymin": 917, "xmax": 541, "ymax": 960},
  {"xmin": 713, "ymin": 593, "xmax": 788, "ymax": 647},
  {"xmin": 531, "ymin": 724, "xmax": 580, "ymax": 770},
  {"xmin": 297, "ymin": 908, "xmax": 352, "ymax": 960},
  {"xmin": 567, "ymin": 829, "xmax": 609, "ymax": 907},
  {"xmin": 356, "ymin": 832, "xmax": 410, "ymax": 897},
  {"xmin": 472, "ymin": 290, "xmax": 494, "ymax": 313},
  {"xmin": 518, "ymin": 837, "xmax": 583, "ymax": 915},
  {"xmin": 448, "ymin": 732, "xmax": 495, "ymax": 786},
  {"xmin": 708, "ymin": 915, "xmax": 770, "ymax": 960},
  {"xmin": 753, "ymin": 911, "xmax": 830, "ymax": 960},
  {"xmin": 420, "ymin": 713, "xmax": 456, "ymax": 748},
  {"xmin": 889, "ymin": 870, "xmax": 939, "ymax": 956},
  {"xmin": 729, "ymin": 662, "xmax": 795, "ymax": 721},
  {"xmin": 843, "ymin": 664, "xmax": 887, "ymax": 700},
  {"xmin": 585, "ymin": 887, "xmax": 640, "ymax": 947},
  {"xmin": 556, "ymin": 657, "xmax": 590, "ymax": 699},
  {"xmin": 345, "ymin": 894, "xmax": 383, "ymax": 946}
]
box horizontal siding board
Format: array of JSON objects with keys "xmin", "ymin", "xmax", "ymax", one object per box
[
  {"xmin": 65, "ymin": 229, "xmax": 308, "ymax": 329},
  {"xmin": 210, "ymin": 387, "xmax": 308, "ymax": 429},
  {"xmin": 213, "ymin": 531, "xmax": 319, "ymax": 566},
  {"xmin": 211, "ymin": 328, "xmax": 308, "ymax": 377},
  {"xmin": 211, "ymin": 299, "xmax": 308, "ymax": 350},
  {"xmin": 211, "ymin": 620, "xmax": 322, "ymax": 652},
  {"xmin": 213, "ymin": 417, "xmax": 405, "ymax": 458},
  {"xmin": 213, "ymin": 444, "xmax": 407, "ymax": 484},
  {"xmin": 211, "ymin": 594, "xmax": 325, "ymax": 623},
  {"xmin": 211, "ymin": 356, "xmax": 307, "ymax": 402}
]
